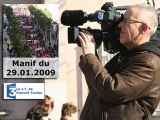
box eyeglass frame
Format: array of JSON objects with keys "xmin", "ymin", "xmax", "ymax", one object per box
[{"xmin": 121, "ymin": 18, "xmax": 150, "ymax": 30}]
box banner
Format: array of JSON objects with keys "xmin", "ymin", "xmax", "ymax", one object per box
[{"xmin": 3, "ymin": 83, "xmax": 45, "ymax": 99}]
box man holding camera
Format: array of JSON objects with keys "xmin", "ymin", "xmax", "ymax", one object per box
[{"xmin": 78, "ymin": 3, "xmax": 160, "ymax": 120}]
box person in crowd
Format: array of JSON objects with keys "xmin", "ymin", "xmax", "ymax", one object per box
[
  {"xmin": 60, "ymin": 103, "xmax": 79, "ymax": 120},
  {"xmin": 36, "ymin": 95, "xmax": 54, "ymax": 114},
  {"xmin": 3, "ymin": 37, "xmax": 9, "ymax": 57},
  {"xmin": 35, "ymin": 95, "xmax": 54, "ymax": 120},
  {"xmin": 78, "ymin": 3, "xmax": 160, "ymax": 120},
  {"xmin": 26, "ymin": 106, "xmax": 49, "ymax": 120}
]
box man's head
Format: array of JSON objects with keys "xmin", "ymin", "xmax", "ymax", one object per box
[
  {"xmin": 118, "ymin": 4, "xmax": 158, "ymax": 50},
  {"xmin": 37, "ymin": 95, "xmax": 54, "ymax": 114},
  {"xmin": 61, "ymin": 103, "xmax": 79, "ymax": 120}
]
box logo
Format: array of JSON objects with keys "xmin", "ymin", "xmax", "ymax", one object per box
[
  {"xmin": 98, "ymin": 11, "xmax": 104, "ymax": 20},
  {"xmin": 6, "ymin": 83, "xmax": 16, "ymax": 99},
  {"xmin": 4, "ymin": 83, "xmax": 44, "ymax": 99}
]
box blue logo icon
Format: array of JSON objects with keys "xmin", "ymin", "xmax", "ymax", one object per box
[{"xmin": 6, "ymin": 83, "xmax": 16, "ymax": 99}]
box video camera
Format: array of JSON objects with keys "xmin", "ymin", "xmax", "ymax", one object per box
[{"xmin": 61, "ymin": 2, "xmax": 126, "ymax": 53}]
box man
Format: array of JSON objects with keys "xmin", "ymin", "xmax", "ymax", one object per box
[
  {"xmin": 60, "ymin": 103, "xmax": 79, "ymax": 120},
  {"xmin": 78, "ymin": 4, "xmax": 160, "ymax": 120}
]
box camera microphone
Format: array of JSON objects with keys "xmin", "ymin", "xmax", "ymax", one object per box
[{"xmin": 61, "ymin": 10, "xmax": 88, "ymax": 26}]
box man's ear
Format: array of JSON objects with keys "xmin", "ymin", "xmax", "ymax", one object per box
[{"xmin": 142, "ymin": 23, "xmax": 148, "ymax": 31}]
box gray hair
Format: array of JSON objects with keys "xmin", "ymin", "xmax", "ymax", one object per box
[{"xmin": 131, "ymin": 4, "xmax": 158, "ymax": 36}]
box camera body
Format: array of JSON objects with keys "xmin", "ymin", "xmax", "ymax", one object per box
[{"xmin": 61, "ymin": 2, "xmax": 126, "ymax": 53}]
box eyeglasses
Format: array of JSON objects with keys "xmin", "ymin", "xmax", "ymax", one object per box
[
  {"xmin": 122, "ymin": 18, "xmax": 143, "ymax": 24},
  {"xmin": 122, "ymin": 18, "xmax": 150, "ymax": 29}
]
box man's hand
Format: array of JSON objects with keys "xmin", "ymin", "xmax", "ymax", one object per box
[{"xmin": 78, "ymin": 30, "xmax": 95, "ymax": 56}]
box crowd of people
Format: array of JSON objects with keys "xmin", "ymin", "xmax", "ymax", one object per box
[
  {"xmin": 19, "ymin": 16, "xmax": 58, "ymax": 58},
  {"xmin": 3, "ymin": 12, "xmax": 58, "ymax": 58},
  {"xmin": 26, "ymin": 95, "xmax": 79, "ymax": 120},
  {"xmin": 30, "ymin": 42, "xmax": 58, "ymax": 58}
]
